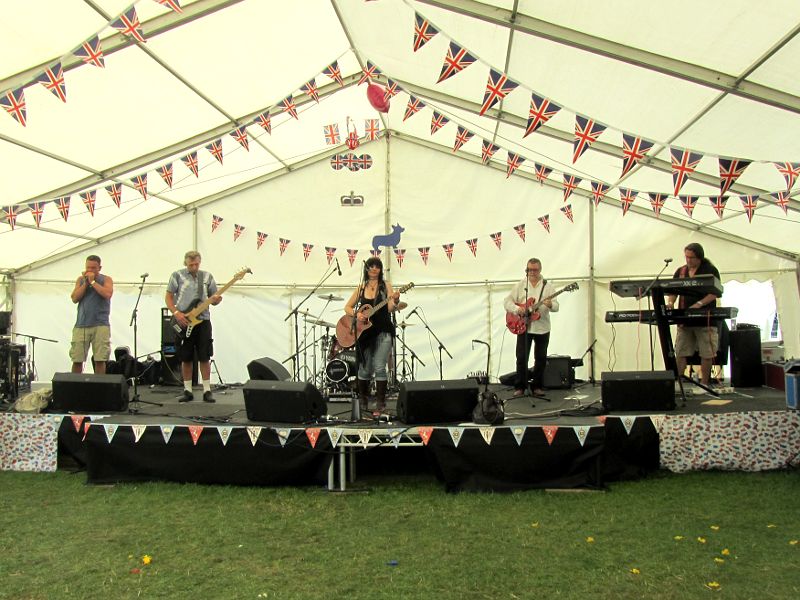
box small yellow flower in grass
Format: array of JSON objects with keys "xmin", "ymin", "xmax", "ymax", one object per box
[
  {"xmin": 673, "ymin": 535, "xmax": 684, "ymax": 541},
  {"xmin": 767, "ymin": 524, "xmax": 777, "ymax": 528},
  {"xmin": 789, "ymin": 540, "xmax": 798, "ymax": 546},
  {"xmin": 709, "ymin": 525, "xmax": 720, "ymax": 531},
  {"xmin": 585, "ymin": 536, "xmax": 595, "ymax": 543},
  {"xmin": 705, "ymin": 581, "xmax": 721, "ymax": 590},
  {"xmin": 714, "ymin": 558, "xmax": 725, "ymax": 564},
  {"xmin": 142, "ymin": 555, "xmax": 152, "ymax": 565},
  {"xmin": 630, "ymin": 568, "xmax": 640, "ymax": 575},
  {"xmin": 721, "ymin": 548, "xmax": 730, "ymax": 556},
  {"xmin": 697, "ymin": 537, "xmax": 707, "ymax": 544},
  {"xmin": 530, "ymin": 522, "xmax": 539, "ymax": 528}
]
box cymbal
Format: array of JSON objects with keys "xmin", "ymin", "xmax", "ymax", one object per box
[
  {"xmin": 396, "ymin": 301, "xmax": 408, "ymax": 310},
  {"xmin": 299, "ymin": 310, "xmax": 319, "ymax": 319},
  {"xmin": 305, "ymin": 317, "xmax": 335, "ymax": 328},
  {"xmin": 398, "ymin": 321, "xmax": 416, "ymax": 328},
  {"xmin": 318, "ymin": 293, "xmax": 344, "ymax": 302}
]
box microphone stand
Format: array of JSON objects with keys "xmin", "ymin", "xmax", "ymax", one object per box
[
  {"xmin": 11, "ymin": 332, "xmax": 57, "ymax": 382},
  {"xmin": 576, "ymin": 338, "xmax": 597, "ymax": 386},
  {"xmin": 129, "ymin": 274, "xmax": 161, "ymax": 412},
  {"xmin": 350, "ymin": 261, "xmax": 367, "ymax": 422},
  {"xmin": 410, "ymin": 309, "xmax": 452, "ymax": 380},
  {"xmin": 640, "ymin": 259, "xmax": 673, "ymax": 371}
]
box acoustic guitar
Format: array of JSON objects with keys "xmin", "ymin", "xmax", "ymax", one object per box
[
  {"xmin": 171, "ymin": 267, "xmax": 251, "ymax": 338},
  {"xmin": 335, "ymin": 282, "xmax": 415, "ymax": 347},
  {"xmin": 505, "ymin": 282, "xmax": 578, "ymax": 334}
]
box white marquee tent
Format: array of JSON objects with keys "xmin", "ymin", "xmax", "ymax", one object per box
[{"xmin": 0, "ymin": 0, "xmax": 797, "ymax": 385}]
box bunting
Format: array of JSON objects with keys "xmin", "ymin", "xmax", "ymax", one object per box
[
  {"xmin": 384, "ymin": 79, "xmax": 400, "ymax": 99},
  {"xmin": 188, "ymin": 425, "xmax": 203, "ymax": 445},
  {"xmin": 357, "ymin": 61, "xmax": 381, "ymax": 85},
  {"xmin": 110, "ymin": 7, "xmax": 146, "ymax": 43},
  {"xmin": 347, "ymin": 248, "xmax": 358, "ymax": 266},
  {"xmin": 513, "ymin": 224, "xmax": 526, "ymax": 242},
  {"xmin": 481, "ymin": 140, "xmax": 499, "ymax": 164},
  {"xmin": 739, "ymin": 195, "xmax": 758, "ymax": 222},
  {"xmin": 442, "ymin": 243, "xmax": 454, "ymax": 261},
  {"xmin": 670, "ymin": 148, "xmax": 703, "ymax": 196},
  {"xmin": 573, "ymin": 115, "xmax": 606, "ymax": 163},
  {"xmin": 479, "ymin": 69, "xmax": 518, "ymax": 116},
  {"xmin": 3, "ymin": 206, "xmax": 18, "ymax": 230},
  {"xmin": 369, "ymin": 249, "xmax": 382, "ymax": 258},
  {"xmin": 648, "ymin": 193, "xmax": 667, "ymax": 217},
  {"xmin": 770, "ymin": 191, "xmax": 789, "ymax": 214},
  {"xmin": 211, "ymin": 214, "xmax": 223, "ymax": 232},
  {"xmin": 106, "ymin": 183, "xmax": 122, "ymax": 208},
  {"xmin": 418, "ymin": 247, "xmax": 430, "ymax": 265},
  {"xmin": 709, "ymin": 195, "xmax": 728, "ymax": 219},
  {"xmin": 281, "ymin": 95, "xmax": 298, "ymax": 119},
  {"xmin": 254, "ymin": 112, "xmax": 271, "ymax": 134},
  {"xmin": 431, "ymin": 111, "xmax": 449, "ymax": 135},
  {"xmin": 621, "ymin": 134, "xmax": 654, "ymax": 178},
  {"xmin": 466, "ymin": 238, "xmax": 478, "ymax": 256},
  {"xmin": 230, "ymin": 127, "xmax": 249, "ymax": 151},
  {"xmin": 325, "ymin": 246, "xmax": 336, "ymax": 264},
  {"xmin": 330, "ymin": 154, "xmax": 344, "ymax": 170},
  {"xmin": 490, "ymin": 232, "xmax": 502, "ymax": 249},
  {"xmin": 562, "ymin": 174, "xmax": 581, "ymax": 202},
  {"xmin": 156, "ymin": 164, "xmax": 173, "ymax": 188},
  {"xmin": 302, "ymin": 243, "xmax": 313, "ymax": 260},
  {"xmin": 279, "ymin": 238, "xmax": 290, "ymax": 256},
  {"xmin": 155, "ymin": 0, "xmax": 183, "ymax": 13},
  {"xmin": 233, "ymin": 224, "xmax": 245, "ymax": 241},
  {"xmin": 1, "ymin": 88, "xmax": 26, "ymax": 126},
  {"xmin": 300, "ymin": 79, "xmax": 319, "ymax": 103},
  {"xmin": 403, "ymin": 96, "xmax": 426, "ymax": 121},
  {"xmin": 679, "ymin": 195, "xmax": 698, "ymax": 217},
  {"xmin": 453, "ymin": 126, "xmax": 473, "ymax": 152},
  {"xmin": 619, "ymin": 187, "xmax": 638, "ymax": 216},
  {"xmin": 132, "ymin": 174, "xmax": 148, "ymax": 200},
  {"xmin": 206, "ymin": 139, "xmax": 224, "ymax": 165},
  {"xmin": 437, "ymin": 42, "xmax": 476, "ymax": 83},
  {"xmin": 80, "ymin": 190, "xmax": 96, "ymax": 216},
  {"xmin": 524, "ymin": 94, "xmax": 561, "ymax": 138},
  {"xmin": 773, "ymin": 161, "xmax": 800, "ymax": 191},
  {"xmin": 322, "ymin": 61, "xmax": 344, "ymax": 87},
  {"xmin": 28, "ymin": 202, "xmax": 44, "ymax": 228},
  {"xmin": 413, "ymin": 12, "xmax": 439, "ymax": 52},
  {"xmin": 181, "ymin": 151, "xmax": 199, "ymax": 177},
  {"xmin": 75, "ymin": 35, "xmax": 105, "ymax": 68},
  {"xmin": 542, "ymin": 426, "xmax": 558, "ymax": 446},
  {"xmin": 34, "ymin": 63, "xmax": 67, "ymax": 103},
  {"xmin": 246, "ymin": 426, "xmax": 262, "ymax": 446},
  {"xmin": 718, "ymin": 158, "xmax": 750, "ymax": 195},
  {"xmin": 506, "ymin": 152, "xmax": 524, "ymax": 178},
  {"xmin": 538, "ymin": 215, "xmax": 550, "ymax": 233},
  {"xmin": 534, "ymin": 163, "xmax": 552, "ymax": 183},
  {"xmin": 394, "ymin": 248, "xmax": 406, "ymax": 267},
  {"xmin": 560, "ymin": 204, "xmax": 574, "ymax": 223},
  {"xmin": 256, "ymin": 231, "xmax": 267, "ymax": 249},
  {"xmin": 590, "ymin": 181, "xmax": 610, "ymax": 207}
]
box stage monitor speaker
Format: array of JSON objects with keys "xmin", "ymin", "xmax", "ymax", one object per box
[
  {"xmin": 543, "ymin": 355, "xmax": 574, "ymax": 389},
  {"xmin": 243, "ymin": 380, "xmax": 325, "ymax": 423},
  {"xmin": 601, "ymin": 371, "xmax": 675, "ymax": 412},
  {"xmin": 397, "ymin": 379, "xmax": 479, "ymax": 424},
  {"xmin": 51, "ymin": 372, "xmax": 129, "ymax": 413},
  {"xmin": 729, "ymin": 327, "xmax": 763, "ymax": 387},
  {"xmin": 247, "ymin": 357, "xmax": 292, "ymax": 381}
]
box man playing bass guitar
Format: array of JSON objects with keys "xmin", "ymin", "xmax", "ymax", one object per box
[
  {"xmin": 504, "ymin": 258, "xmax": 559, "ymax": 398},
  {"xmin": 165, "ymin": 250, "xmax": 222, "ymax": 403}
]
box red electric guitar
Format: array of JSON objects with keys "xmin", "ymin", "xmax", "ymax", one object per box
[
  {"xmin": 336, "ymin": 282, "xmax": 415, "ymax": 347},
  {"xmin": 505, "ymin": 282, "xmax": 578, "ymax": 334}
]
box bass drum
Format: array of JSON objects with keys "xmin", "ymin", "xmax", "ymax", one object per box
[
  {"xmin": 327, "ymin": 335, "xmax": 354, "ymax": 360},
  {"xmin": 325, "ymin": 349, "xmax": 357, "ymax": 383}
]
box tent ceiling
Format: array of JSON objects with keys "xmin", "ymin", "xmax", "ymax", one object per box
[{"xmin": 1, "ymin": 0, "xmax": 798, "ymax": 273}]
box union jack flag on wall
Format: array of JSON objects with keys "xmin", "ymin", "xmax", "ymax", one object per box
[
  {"xmin": 181, "ymin": 151, "xmax": 199, "ymax": 177},
  {"xmin": 621, "ymin": 134, "xmax": 654, "ymax": 178},
  {"xmin": 323, "ymin": 61, "xmax": 344, "ymax": 87},
  {"xmin": 302, "ymin": 243, "xmax": 314, "ymax": 260},
  {"xmin": 281, "ymin": 95, "xmax": 298, "ymax": 120},
  {"xmin": 453, "ymin": 126, "xmax": 473, "ymax": 152},
  {"xmin": 513, "ymin": 224, "xmax": 526, "ymax": 242},
  {"xmin": 106, "ymin": 183, "xmax": 122, "ymax": 208},
  {"xmin": 156, "ymin": 163, "xmax": 173, "ymax": 188},
  {"xmin": 679, "ymin": 195, "xmax": 698, "ymax": 217},
  {"xmin": 347, "ymin": 249, "xmax": 358, "ymax": 266},
  {"xmin": 111, "ymin": 7, "xmax": 146, "ymax": 43},
  {"xmin": 413, "ymin": 12, "xmax": 439, "ymax": 52},
  {"xmin": 534, "ymin": 163, "xmax": 552, "ymax": 183},
  {"xmin": 431, "ymin": 111, "xmax": 449, "ymax": 135},
  {"xmin": 365, "ymin": 119, "xmax": 380, "ymax": 140},
  {"xmin": 325, "ymin": 247, "xmax": 336, "ymax": 264},
  {"xmin": 619, "ymin": 187, "xmax": 638, "ymax": 216},
  {"xmin": 257, "ymin": 231, "xmax": 268, "ymax": 250},
  {"xmin": 648, "ymin": 193, "xmax": 667, "ymax": 218},
  {"xmin": 206, "ymin": 139, "xmax": 224, "ymax": 165},
  {"xmin": 538, "ymin": 215, "xmax": 550, "ymax": 233},
  {"xmin": 80, "ymin": 190, "xmax": 96, "ymax": 216},
  {"xmin": 254, "ymin": 112, "xmax": 271, "ymax": 134},
  {"xmin": 233, "ymin": 224, "xmax": 245, "ymax": 241},
  {"xmin": 670, "ymin": 148, "xmax": 703, "ymax": 196},
  {"xmin": 301, "ymin": 80, "xmax": 319, "ymax": 103},
  {"xmin": 35, "ymin": 63, "xmax": 67, "ymax": 103},
  {"xmin": 132, "ymin": 174, "xmax": 148, "ymax": 200},
  {"xmin": 323, "ymin": 124, "xmax": 341, "ymax": 145},
  {"xmin": 1, "ymin": 88, "xmax": 26, "ymax": 126},
  {"xmin": 28, "ymin": 202, "xmax": 45, "ymax": 227},
  {"xmin": 74, "ymin": 35, "xmax": 104, "ymax": 68},
  {"xmin": 230, "ymin": 127, "xmax": 249, "ymax": 151},
  {"xmin": 490, "ymin": 232, "xmax": 502, "ymax": 249},
  {"xmin": 466, "ymin": 238, "xmax": 478, "ymax": 257},
  {"xmin": 418, "ymin": 247, "xmax": 430, "ymax": 265},
  {"xmin": 773, "ymin": 161, "xmax": 800, "ymax": 191},
  {"xmin": 481, "ymin": 140, "xmax": 499, "ymax": 165},
  {"xmin": 3, "ymin": 206, "xmax": 18, "ymax": 230},
  {"xmin": 563, "ymin": 174, "xmax": 582, "ymax": 202},
  {"xmin": 357, "ymin": 61, "xmax": 381, "ymax": 85},
  {"xmin": 590, "ymin": 181, "xmax": 610, "ymax": 207},
  {"xmin": 403, "ymin": 96, "xmax": 426, "ymax": 122},
  {"xmin": 771, "ymin": 191, "xmax": 790, "ymax": 214},
  {"xmin": 211, "ymin": 214, "xmax": 223, "ymax": 232},
  {"xmin": 739, "ymin": 195, "xmax": 758, "ymax": 222},
  {"xmin": 573, "ymin": 115, "xmax": 606, "ymax": 163},
  {"xmin": 524, "ymin": 94, "xmax": 561, "ymax": 138},
  {"xmin": 479, "ymin": 69, "xmax": 518, "ymax": 116},
  {"xmin": 437, "ymin": 42, "xmax": 476, "ymax": 83},
  {"xmin": 55, "ymin": 196, "xmax": 70, "ymax": 221},
  {"xmin": 279, "ymin": 238, "xmax": 291, "ymax": 256},
  {"xmin": 506, "ymin": 152, "xmax": 524, "ymax": 178},
  {"xmin": 718, "ymin": 158, "xmax": 750, "ymax": 195},
  {"xmin": 560, "ymin": 204, "xmax": 574, "ymax": 223},
  {"xmin": 709, "ymin": 195, "xmax": 728, "ymax": 219},
  {"xmin": 394, "ymin": 248, "xmax": 406, "ymax": 267},
  {"xmin": 442, "ymin": 243, "xmax": 454, "ymax": 262}
]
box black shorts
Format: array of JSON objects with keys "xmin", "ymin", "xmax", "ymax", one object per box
[{"xmin": 175, "ymin": 320, "xmax": 214, "ymax": 362}]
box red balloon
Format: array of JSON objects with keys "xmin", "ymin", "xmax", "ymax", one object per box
[{"xmin": 367, "ymin": 83, "xmax": 390, "ymax": 113}]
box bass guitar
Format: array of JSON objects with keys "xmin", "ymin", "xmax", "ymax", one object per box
[
  {"xmin": 505, "ymin": 282, "xmax": 579, "ymax": 334},
  {"xmin": 171, "ymin": 267, "xmax": 251, "ymax": 338},
  {"xmin": 335, "ymin": 282, "xmax": 415, "ymax": 347}
]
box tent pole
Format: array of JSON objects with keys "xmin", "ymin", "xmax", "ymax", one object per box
[{"xmin": 588, "ymin": 198, "xmax": 596, "ymax": 384}]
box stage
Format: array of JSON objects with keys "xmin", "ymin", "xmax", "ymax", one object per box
[{"xmin": 1, "ymin": 380, "xmax": 797, "ymax": 492}]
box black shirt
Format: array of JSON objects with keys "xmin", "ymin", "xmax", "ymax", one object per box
[{"xmin": 672, "ymin": 261, "xmax": 722, "ymax": 308}]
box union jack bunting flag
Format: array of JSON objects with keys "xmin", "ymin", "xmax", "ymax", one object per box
[
  {"xmin": 621, "ymin": 134, "xmax": 654, "ymax": 178},
  {"xmin": 74, "ymin": 35, "xmax": 105, "ymax": 68},
  {"xmin": 34, "ymin": 63, "xmax": 66, "ymax": 103},
  {"xmin": 370, "ymin": 249, "xmax": 382, "ymax": 258},
  {"xmin": 302, "ymin": 244, "xmax": 314, "ymax": 260},
  {"xmin": 181, "ymin": 151, "xmax": 199, "ymax": 177},
  {"xmin": 28, "ymin": 202, "xmax": 45, "ymax": 228},
  {"xmin": 670, "ymin": 147, "xmax": 703, "ymax": 196},
  {"xmin": 563, "ymin": 174, "xmax": 582, "ymax": 202},
  {"xmin": 156, "ymin": 163, "xmax": 173, "ymax": 188},
  {"xmin": 590, "ymin": 181, "xmax": 610, "ymax": 207},
  {"xmin": 80, "ymin": 190, "xmax": 96, "ymax": 216},
  {"xmin": 413, "ymin": 12, "xmax": 439, "ymax": 52},
  {"xmin": 453, "ymin": 126, "xmax": 473, "ymax": 152},
  {"xmin": 442, "ymin": 243, "xmax": 454, "ymax": 262},
  {"xmin": 330, "ymin": 154, "xmax": 345, "ymax": 171},
  {"xmin": 418, "ymin": 247, "xmax": 430, "ymax": 265},
  {"xmin": 709, "ymin": 195, "xmax": 728, "ymax": 219},
  {"xmin": 513, "ymin": 223, "xmax": 526, "ymax": 242},
  {"xmin": 431, "ymin": 111, "xmax": 449, "ymax": 135},
  {"xmin": 211, "ymin": 214, "xmax": 223, "ymax": 232},
  {"xmin": 384, "ymin": 79, "xmax": 401, "ymax": 99},
  {"xmin": 538, "ymin": 215, "xmax": 550, "ymax": 233},
  {"xmin": 233, "ymin": 224, "xmax": 245, "ymax": 241},
  {"xmin": 281, "ymin": 95, "xmax": 298, "ymax": 120},
  {"xmin": 1, "ymin": 88, "xmax": 26, "ymax": 126},
  {"xmin": 490, "ymin": 232, "xmax": 502, "ymax": 249},
  {"xmin": 132, "ymin": 174, "xmax": 148, "ymax": 200},
  {"xmin": 679, "ymin": 195, "xmax": 698, "ymax": 217},
  {"xmin": 394, "ymin": 248, "xmax": 406, "ymax": 267},
  {"xmin": 323, "ymin": 124, "xmax": 341, "ymax": 145},
  {"xmin": 358, "ymin": 154, "xmax": 373, "ymax": 170},
  {"xmin": 481, "ymin": 140, "xmax": 499, "ymax": 165},
  {"xmin": 230, "ymin": 127, "xmax": 249, "ymax": 151},
  {"xmin": 573, "ymin": 115, "xmax": 606, "ymax": 164},
  {"xmin": 357, "ymin": 61, "xmax": 381, "ymax": 86},
  {"xmin": 342, "ymin": 153, "xmax": 358, "ymax": 171},
  {"xmin": 55, "ymin": 196, "xmax": 70, "ymax": 221},
  {"xmin": 619, "ymin": 187, "xmax": 638, "ymax": 216},
  {"xmin": 3, "ymin": 206, "xmax": 18, "ymax": 230},
  {"xmin": 773, "ymin": 161, "xmax": 800, "ymax": 191},
  {"xmin": 739, "ymin": 195, "xmax": 758, "ymax": 222},
  {"xmin": 403, "ymin": 96, "xmax": 426, "ymax": 122},
  {"xmin": 718, "ymin": 158, "xmax": 751, "ymax": 195},
  {"xmin": 480, "ymin": 69, "xmax": 518, "ymax": 116},
  {"xmin": 323, "ymin": 61, "xmax": 344, "ymax": 87},
  {"xmin": 437, "ymin": 42, "xmax": 476, "ymax": 83},
  {"xmin": 534, "ymin": 163, "xmax": 552, "ymax": 183},
  {"xmin": 771, "ymin": 191, "xmax": 789, "ymax": 214},
  {"xmin": 256, "ymin": 231, "xmax": 268, "ymax": 250},
  {"xmin": 347, "ymin": 249, "xmax": 358, "ymax": 266},
  {"xmin": 560, "ymin": 204, "xmax": 574, "ymax": 223},
  {"xmin": 206, "ymin": 139, "xmax": 224, "ymax": 165},
  {"xmin": 111, "ymin": 7, "xmax": 146, "ymax": 43},
  {"xmin": 279, "ymin": 238, "xmax": 291, "ymax": 256},
  {"xmin": 365, "ymin": 119, "xmax": 380, "ymax": 140},
  {"xmin": 506, "ymin": 152, "xmax": 524, "ymax": 178},
  {"xmin": 301, "ymin": 80, "xmax": 319, "ymax": 103},
  {"xmin": 648, "ymin": 193, "xmax": 667, "ymax": 218},
  {"xmin": 524, "ymin": 94, "xmax": 561, "ymax": 138},
  {"xmin": 155, "ymin": 0, "xmax": 183, "ymax": 13},
  {"xmin": 325, "ymin": 246, "xmax": 336, "ymax": 264},
  {"xmin": 254, "ymin": 112, "xmax": 271, "ymax": 134},
  {"xmin": 105, "ymin": 183, "xmax": 122, "ymax": 208},
  {"xmin": 466, "ymin": 238, "xmax": 478, "ymax": 257}
]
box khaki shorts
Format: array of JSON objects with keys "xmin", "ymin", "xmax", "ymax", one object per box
[
  {"xmin": 675, "ymin": 325, "xmax": 719, "ymax": 359},
  {"xmin": 70, "ymin": 325, "xmax": 111, "ymax": 363}
]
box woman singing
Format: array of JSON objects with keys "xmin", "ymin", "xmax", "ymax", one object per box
[{"xmin": 343, "ymin": 257, "xmax": 400, "ymax": 414}]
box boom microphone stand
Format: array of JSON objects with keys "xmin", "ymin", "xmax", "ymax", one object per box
[
  {"xmin": 11, "ymin": 332, "xmax": 57, "ymax": 382},
  {"xmin": 129, "ymin": 274, "xmax": 161, "ymax": 413},
  {"xmin": 408, "ymin": 308, "xmax": 452, "ymax": 380}
]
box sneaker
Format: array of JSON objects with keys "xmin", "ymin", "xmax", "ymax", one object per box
[
  {"xmin": 512, "ymin": 389, "xmax": 525, "ymax": 397},
  {"xmin": 179, "ymin": 390, "xmax": 194, "ymax": 402},
  {"xmin": 203, "ymin": 391, "xmax": 216, "ymax": 403},
  {"xmin": 532, "ymin": 389, "xmax": 547, "ymax": 398}
]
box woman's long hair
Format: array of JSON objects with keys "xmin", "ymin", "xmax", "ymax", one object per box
[{"xmin": 362, "ymin": 257, "xmax": 385, "ymax": 297}]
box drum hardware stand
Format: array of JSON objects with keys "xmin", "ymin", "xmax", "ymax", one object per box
[
  {"xmin": 393, "ymin": 324, "xmax": 425, "ymax": 389},
  {"xmin": 408, "ymin": 308, "xmax": 451, "ymax": 380},
  {"xmin": 11, "ymin": 332, "xmax": 57, "ymax": 383},
  {"xmin": 129, "ymin": 274, "xmax": 162, "ymax": 413}
]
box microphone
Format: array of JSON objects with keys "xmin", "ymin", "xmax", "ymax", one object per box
[
  {"xmin": 664, "ymin": 258, "xmax": 673, "ymax": 264},
  {"xmin": 407, "ymin": 306, "xmax": 419, "ymax": 318},
  {"xmin": 140, "ymin": 272, "xmax": 149, "ymax": 278},
  {"xmin": 335, "ymin": 258, "xmax": 342, "ymax": 276}
]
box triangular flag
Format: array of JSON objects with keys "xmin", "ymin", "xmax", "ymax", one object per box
[
  {"xmin": 709, "ymin": 195, "xmax": 728, "ymax": 219},
  {"xmin": 447, "ymin": 427, "xmax": 465, "ymax": 447},
  {"xmin": 156, "ymin": 163, "xmax": 173, "ymax": 188},
  {"xmin": 160, "ymin": 425, "xmax": 175, "ymax": 444},
  {"xmin": 621, "ymin": 134, "xmax": 654, "ymax": 178},
  {"xmin": 649, "ymin": 415, "xmax": 666, "ymax": 433},
  {"xmin": 563, "ymin": 174, "xmax": 581, "ymax": 202},
  {"xmin": 739, "ymin": 195, "xmax": 758, "ymax": 222},
  {"xmin": 511, "ymin": 426, "xmax": 526, "ymax": 446},
  {"xmin": 111, "ymin": 7, "xmax": 146, "ymax": 43},
  {"xmin": 328, "ymin": 428, "xmax": 342, "ymax": 448},
  {"xmin": 619, "ymin": 187, "xmax": 638, "ymax": 216},
  {"xmin": 506, "ymin": 152, "xmax": 524, "ymax": 178},
  {"xmin": 306, "ymin": 427, "xmax": 321, "ymax": 448},
  {"xmin": 573, "ymin": 115, "xmax": 606, "ymax": 163},
  {"xmin": 80, "ymin": 190, "xmax": 97, "ymax": 216},
  {"xmin": 620, "ymin": 416, "xmax": 636, "ymax": 435},
  {"xmin": 479, "ymin": 69, "xmax": 518, "ymax": 116},
  {"xmin": 358, "ymin": 430, "xmax": 372, "ymax": 448},
  {"xmin": 670, "ymin": 147, "xmax": 703, "ymax": 196},
  {"xmin": 217, "ymin": 426, "xmax": 233, "ymax": 446},
  {"xmin": 74, "ymin": 35, "xmax": 104, "ymax": 68},
  {"xmin": 103, "ymin": 424, "xmax": 118, "ymax": 443},
  {"xmin": 718, "ymin": 158, "xmax": 750, "ymax": 195},
  {"xmin": 542, "ymin": 425, "xmax": 558, "ymax": 446},
  {"xmin": 246, "ymin": 426, "xmax": 262, "ymax": 446},
  {"xmin": 452, "ymin": 125, "xmax": 473, "ymax": 152},
  {"xmin": 478, "ymin": 427, "xmax": 495, "ymax": 445},
  {"xmin": 276, "ymin": 429, "xmax": 291, "ymax": 447},
  {"xmin": 132, "ymin": 424, "xmax": 147, "ymax": 443},
  {"xmin": 413, "ymin": 12, "xmax": 439, "ymax": 52},
  {"xmin": 437, "ymin": 42, "xmax": 476, "ymax": 83},
  {"xmin": 188, "ymin": 425, "xmax": 203, "ymax": 445},
  {"xmin": 524, "ymin": 93, "xmax": 560, "ymax": 137},
  {"xmin": 538, "ymin": 214, "xmax": 550, "ymax": 233},
  {"xmin": 34, "ymin": 62, "xmax": 67, "ymax": 102},
  {"xmin": 573, "ymin": 425, "xmax": 591, "ymax": 447},
  {"xmin": 418, "ymin": 426, "xmax": 434, "ymax": 445},
  {"xmin": 590, "ymin": 181, "xmax": 610, "ymax": 207}
]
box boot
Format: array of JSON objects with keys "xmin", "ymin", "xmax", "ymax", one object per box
[
  {"xmin": 356, "ymin": 378, "xmax": 370, "ymax": 412},
  {"xmin": 375, "ymin": 380, "xmax": 388, "ymax": 413}
]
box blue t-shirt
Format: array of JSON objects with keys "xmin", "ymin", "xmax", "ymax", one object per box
[{"xmin": 75, "ymin": 273, "xmax": 110, "ymax": 327}]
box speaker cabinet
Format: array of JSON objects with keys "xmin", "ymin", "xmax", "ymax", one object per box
[
  {"xmin": 729, "ymin": 327, "xmax": 763, "ymax": 387},
  {"xmin": 601, "ymin": 371, "xmax": 675, "ymax": 412},
  {"xmin": 243, "ymin": 380, "xmax": 325, "ymax": 423},
  {"xmin": 543, "ymin": 355, "xmax": 574, "ymax": 389},
  {"xmin": 247, "ymin": 357, "xmax": 292, "ymax": 381},
  {"xmin": 397, "ymin": 379, "xmax": 479, "ymax": 424},
  {"xmin": 51, "ymin": 373, "xmax": 129, "ymax": 413}
]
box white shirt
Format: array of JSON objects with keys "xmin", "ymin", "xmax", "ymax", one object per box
[{"xmin": 504, "ymin": 277, "xmax": 560, "ymax": 334}]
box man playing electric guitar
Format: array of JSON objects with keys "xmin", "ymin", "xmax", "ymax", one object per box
[
  {"xmin": 503, "ymin": 258, "xmax": 559, "ymax": 398},
  {"xmin": 165, "ymin": 250, "xmax": 222, "ymax": 403}
]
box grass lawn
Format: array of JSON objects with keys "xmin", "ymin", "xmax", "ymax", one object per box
[{"xmin": 0, "ymin": 469, "xmax": 798, "ymax": 599}]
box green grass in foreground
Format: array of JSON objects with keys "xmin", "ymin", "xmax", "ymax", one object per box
[{"xmin": 0, "ymin": 470, "xmax": 798, "ymax": 599}]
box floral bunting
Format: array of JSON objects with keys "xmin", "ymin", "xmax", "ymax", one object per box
[
  {"xmin": 256, "ymin": 231, "xmax": 267, "ymax": 249},
  {"xmin": 156, "ymin": 163, "xmax": 173, "ymax": 188},
  {"xmin": 670, "ymin": 148, "xmax": 703, "ymax": 196},
  {"xmin": 621, "ymin": 134, "xmax": 654, "ymax": 178},
  {"xmin": 591, "ymin": 181, "xmax": 610, "ymax": 207},
  {"xmin": 80, "ymin": 190, "xmax": 96, "ymax": 216},
  {"xmin": 74, "ymin": 35, "xmax": 105, "ymax": 68},
  {"xmin": 233, "ymin": 224, "xmax": 245, "ymax": 241},
  {"xmin": 110, "ymin": 7, "xmax": 146, "ymax": 43},
  {"xmin": 453, "ymin": 125, "xmax": 473, "ymax": 152},
  {"xmin": 181, "ymin": 151, "xmax": 199, "ymax": 177},
  {"xmin": 538, "ymin": 215, "xmax": 550, "ymax": 233},
  {"xmin": 506, "ymin": 152, "xmax": 524, "ymax": 178},
  {"xmin": 481, "ymin": 140, "xmax": 499, "ymax": 164},
  {"xmin": 479, "ymin": 69, "xmax": 518, "ymax": 116},
  {"xmin": 524, "ymin": 93, "xmax": 561, "ymax": 138},
  {"xmin": 740, "ymin": 195, "xmax": 758, "ymax": 222},
  {"xmin": 719, "ymin": 158, "xmax": 751, "ymax": 195},
  {"xmin": 619, "ymin": 187, "xmax": 638, "ymax": 216},
  {"xmin": 230, "ymin": 127, "xmax": 249, "ymax": 151},
  {"xmin": 442, "ymin": 243, "xmax": 454, "ymax": 262},
  {"xmin": 437, "ymin": 42, "xmax": 476, "ymax": 83},
  {"xmin": 211, "ymin": 214, "xmax": 223, "ymax": 232},
  {"xmin": 431, "ymin": 111, "xmax": 449, "ymax": 135},
  {"xmin": 1, "ymin": 88, "xmax": 27, "ymax": 127},
  {"xmin": 413, "ymin": 12, "xmax": 439, "ymax": 52},
  {"xmin": 573, "ymin": 115, "xmax": 606, "ymax": 163},
  {"xmin": 709, "ymin": 195, "xmax": 728, "ymax": 219},
  {"xmin": 34, "ymin": 62, "xmax": 67, "ymax": 103},
  {"xmin": 105, "ymin": 183, "xmax": 122, "ymax": 208},
  {"xmin": 403, "ymin": 96, "xmax": 426, "ymax": 121}
]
